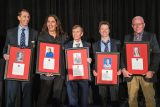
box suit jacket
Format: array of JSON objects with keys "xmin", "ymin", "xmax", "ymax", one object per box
[
  {"xmin": 121, "ymin": 31, "xmax": 160, "ymax": 82},
  {"xmin": 3, "ymin": 27, "xmax": 38, "ymax": 54},
  {"xmin": 3, "ymin": 27, "xmax": 38, "ymax": 78},
  {"xmin": 92, "ymin": 38, "xmax": 120, "ymax": 70}
]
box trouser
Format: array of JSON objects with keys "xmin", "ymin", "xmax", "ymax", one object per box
[
  {"xmin": 127, "ymin": 76, "xmax": 156, "ymax": 107},
  {"xmin": 5, "ymin": 80, "xmax": 32, "ymax": 107},
  {"xmin": 67, "ymin": 81, "xmax": 89, "ymax": 107},
  {"xmin": 99, "ymin": 85, "xmax": 119, "ymax": 107},
  {"xmin": 37, "ymin": 76, "xmax": 64, "ymax": 107}
]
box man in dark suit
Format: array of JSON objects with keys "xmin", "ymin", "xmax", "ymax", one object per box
[
  {"xmin": 64, "ymin": 25, "xmax": 91, "ymax": 107},
  {"xmin": 92, "ymin": 21, "xmax": 121, "ymax": 107},
  {"xmin": 3, "ymin": 9, "xmax": 38, "ymax": 107},
  {"xmin": 121, "ymin": 16, "xmax": 160, "ymax": 107}
]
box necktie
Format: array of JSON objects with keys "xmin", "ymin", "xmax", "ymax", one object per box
[
  {"xmin": 20, "ymin": 28, "xmax": 26, "ymax": 48},
  {"xmin": 135, "ymin": 35, "xmax": 141, "ymax": 41},
  {"xmin": 76, "ymin": 43, "xmax": 80, "ymax": 47},
  {"xmin": 102, "ymin": 40, "xmax": 110, "ymax": 52}
]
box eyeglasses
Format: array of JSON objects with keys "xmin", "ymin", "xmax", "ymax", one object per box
[{"xmin": 132, "ymin": 23, "xmax": 144, "ymax": 26}]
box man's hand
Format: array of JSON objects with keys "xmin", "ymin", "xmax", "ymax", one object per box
[
  {"xmin": 144, "ymin": 71, "xmax": 154, "ymax": 78},
  {"xmin": 45, "ymin": 73, "xmax": 54, "ymax": 77},
  {"xmin": 3, "ymin": 54, "xmax": 9, "ymax": 60},
  {"xmin": 117, "ymin": 69, "xmax": 121, "ymax": 75},
  {"xmin": 93, "ymin": 70, "xmax": 98, "ymax": 76},
  {"xmin": 122, "ymin": 68, "xmax": 132, "ymax": 77},
  {"xmin": 87, "ymin": 58, "xmax": 92, "ymax": 64}
]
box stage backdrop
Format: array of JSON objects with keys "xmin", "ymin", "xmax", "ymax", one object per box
[{"xmin": 0, "ymin": 0, "xmax": 160, "ymax": 57}]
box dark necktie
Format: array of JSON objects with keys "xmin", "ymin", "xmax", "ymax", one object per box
[
  {"xmin": 76, "ymin": 43, "xmax": 80, "ymax": 47},
  {"xmin": 102, "ymin": 40, "xmax": 110, "ymax": 52},
  {"xmin": 20, "ymin": 28, "xmax": 26, "ymax": 48}
]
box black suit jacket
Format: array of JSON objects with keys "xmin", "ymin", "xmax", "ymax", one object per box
[
  {"xmin": 92, "ymin": 39, "xmax": 120, "ymax": 70},
  {"xmin": 121, "ymin": 31, "xmax": 160, "ymax": 82},
  {"xmin": 3, "ymin": 27, "xmax": 38, "ymax": 54}
]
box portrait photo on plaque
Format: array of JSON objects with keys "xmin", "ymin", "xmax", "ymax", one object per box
[
  {"xmin": 65, "ymin": 47, "xmax": 90, "ymax": 81},
  {"xmin": 125, "ymin": 42, "xmax": 149, "ymax": 74},
  {"xmin": 4, "ymin": 46, "xmax": 32, "ymax": 81},
  {"xmin": 36, "ymin": 41, "xmax": 61, "ymax": 75},
  {"xmin": 96, "ymin": 52, "xmax": 119, "ymax": 85}
]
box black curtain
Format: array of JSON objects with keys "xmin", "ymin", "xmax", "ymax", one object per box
[
  {"xmin": 1, "ymin": 0, "xmax": 160, "ymax": 56},
  {"xmin": 0, "ymin": 0, "xmax": 160, "ymax": 106}
]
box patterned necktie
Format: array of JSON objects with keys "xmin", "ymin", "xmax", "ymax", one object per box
[
  {"xmin": 20, "ymin": 28, "xmax": 26, "ymax": 48},
  {"xmin": 102, "ymin": 40, "xmax": 110, "ymax": 52}
]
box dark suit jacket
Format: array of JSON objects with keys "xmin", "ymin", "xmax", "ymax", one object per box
[
  {"xmin": 121, "ymin": 31, "xmax": 160, "ymax": 82},
  {"xmin": 3, "ymin": 27, "xmax": 38, "ymax": 78},
  {"xmin": 3, "ymin": 27, "xmax": 38, "ymax": 54},
  {"xmin": 92, "ymin": 39, "xmax": 120, "ymax": 70}
]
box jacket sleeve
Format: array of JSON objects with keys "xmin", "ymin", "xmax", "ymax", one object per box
[{"xmin": 148, "ymin": 34, "xmax": 160, "ymax": 72}]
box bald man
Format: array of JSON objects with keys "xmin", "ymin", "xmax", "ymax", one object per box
[{"xmin": 121, "ymin": 16, "xmax": 160, "ymax": 107}]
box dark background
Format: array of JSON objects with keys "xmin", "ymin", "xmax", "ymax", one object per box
[
  {"xmin": 0, "ymin": 0, "xmax": 160, "ymax": 106},
  {"xmin": 0, "ymin": 0, "xmax": 160, "ymax": 58}
]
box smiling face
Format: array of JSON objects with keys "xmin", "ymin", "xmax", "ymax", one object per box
[
  {"xmin": 132, "ymin": 16, "xmax": 145, "ymax": 34},
  {"xmin": 72, "ymin": 26, "xmax": 83, "ymax": 41},
  {"xmin": 47, "ymin": 16, "xmax": 57, "ymax": 32},
  {"xmin": 18, "ymin": 11, "xmax": 30, "ymax": 28},
  {"xmin": 99, "ymin": 24, "xmax": 110, "ymax": 38}
]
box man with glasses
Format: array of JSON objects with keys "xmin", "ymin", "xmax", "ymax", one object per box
[{"xmin": 121, "ymin": 16, "xmax": 160, "ymax": 107}]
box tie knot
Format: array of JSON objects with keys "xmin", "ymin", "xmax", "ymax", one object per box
[
  {"xmin": 76, "ymin": 43, "xmax": 80, "ymax": 47},
  {"xmin": 22, "ymin": 28, "xmax": 25, "ymax": 32},
  {"xmin": 102, "ymin": 40, "xmax": 110, "ymax": 46}
]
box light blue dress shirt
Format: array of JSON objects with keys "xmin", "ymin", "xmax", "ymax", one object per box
[{"xmin": 18, "ymin": 25, "xmax": 29, "ymax": 46}]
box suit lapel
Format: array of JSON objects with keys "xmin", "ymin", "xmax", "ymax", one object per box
[
  {"xmin": 70, "ymin": 41, "xmax": 74, "ymax": 48},
  {"xmin": 14, "ymin": 27, "xmax": 18, "ymax": 45},
  {"xmin": 129, "ymin": 34, "xmax": 134, "ymax": 42},
  {"xmin": 97, "ymin": 41, "xmax": 101, "ymax": 52},
  {"xmin": 141, "ymin": 32, "xmax": 148, "ymax": 41},
  {"xmin": 28, "ymin": 28, "xmax": 33, "ymax": 47},
  {"xmin": 110, "ymin": 39, "xmax": 114, "ymax": 52}
]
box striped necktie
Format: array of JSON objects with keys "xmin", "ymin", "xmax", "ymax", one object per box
[{"xmin": 102, "ymin": 40, "xmax": 110, "ymax": 52}]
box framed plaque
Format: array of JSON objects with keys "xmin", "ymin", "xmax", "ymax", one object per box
[
  {"xmin": 4, "ymin": 46, "xmax": 32, "ymax": 81},
  {"xmin": 125, "ymin": 42, "xmax": 149, "ymax": 74},
  {"xmin": 96, "ymin": 52, "xmax": 119, "ymax": 85},
  {"xmin": 65, "ymin": 47, "xmax": 90, "ymax": 81},
  {"xmin": 36, "ymin": 41, "xmax": 61, "ymax": 75}
]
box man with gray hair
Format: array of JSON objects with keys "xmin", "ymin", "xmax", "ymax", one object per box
[{"xmin": 121, "ymin": 16, "xmax": 160, "ymax": 107}]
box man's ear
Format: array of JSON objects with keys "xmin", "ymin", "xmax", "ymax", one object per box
[
  {"xmin": 17, "ymin": 16, "xmax": 20, "ymax": 21},
  {"xmin": 81, "ymin": 32, "xmax": 83, "ymax": 37}
]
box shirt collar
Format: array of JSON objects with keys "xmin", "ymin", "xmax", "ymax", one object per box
[
  {"xmin": 101, "ymin": 37, "xmax": 110, "ymax": 43},
  {"xmin": 73, "ymin": 40, "xmax": 83, "ymax": 47},
  {"xmin": 134, "ymin": 32, "xmax": 143, "ymax": 37},
  {"xmin": 18, "ymin": 25, "xmax": 29, "ymax": 31},
  {"xmin": 73, "ymin": 40, "xmax": 82, "ymax": 45}
]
